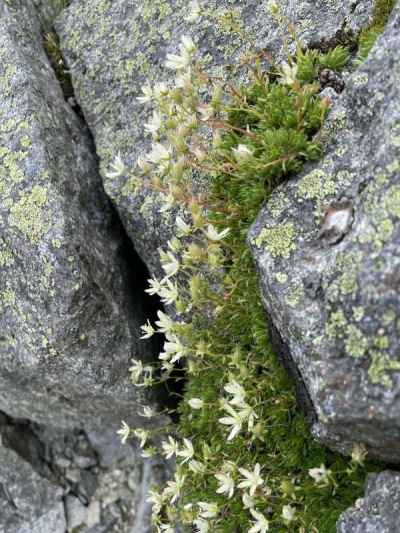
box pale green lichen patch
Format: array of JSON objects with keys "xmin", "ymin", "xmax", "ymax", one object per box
[
  {"xmin": 9, "ymin": 185, "xmax": 50, "ymax": 244},
  {"xmin": 285, "ymin": 283, "xmax": 305, "ymax": 308},
  {"xmin": 345, "ymin": 324, "xmax": 368, "ymax": 358},
  {"xmin": 252, "ymin": 222, "xmax": 296, "ymax": 258}
]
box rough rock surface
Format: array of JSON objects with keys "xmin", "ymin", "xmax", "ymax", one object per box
[
  {"xmin": 57, "ymin": 0, "xmax": 374, "ymax": 278},
  {"xmin": 0, "ymin": 0, "xmax": 162, "ymax": 432},
  {"xmin": 249, "ymin": 4, "xmax": 400, "ymax": 462},
  {"xmin": 0, "ymin": 439, "xmax": 66, "ymax": 533},
  {"xmin": 337, "ymin": 471, "xmax": 400, "ymax": 533}
]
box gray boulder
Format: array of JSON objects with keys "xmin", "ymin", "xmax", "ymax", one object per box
[
  {"xmin": 337, "ymin": 471, "xmax": 400, "ymax": 533},
  {"xmin": 56, "ymin": 0, "xmax": 374, "ymax": 278},
  {"xmin": 249, "ymin": 4, "xmax": 400, "ymax": 462},
  {"xmin": 0, "ymin": 0, "xmax": 162, "ymax": 432},
  {"xmin": 0, "ymin": 441, "xmax": 66, "ymax": 533}
]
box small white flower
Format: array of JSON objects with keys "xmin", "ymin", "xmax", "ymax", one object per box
[
  {"xmin": 249, "ymin": 508, "xmax": 269, "ymax": 533},
  {"xmin": 238, "ymin": 463, "xmax": 263, "ymax": 496},
  {"xmin": 159, "ymin": 278, "xmax": 179, "ymax": 305},
  {"xmin": 204, "ymin": 224, "xmax": 230, "ymax": 242},
  {"xmin": 153, "ymin": 82, "xmax": 169, "ymax": 99},
  {"xmin": 351, "ymin": 443, "xmax": 367, "ymax": 465},
  {"xmin": 145, "ymin": 277, "xmax": 164, "ymax": 296},
  {"xmin": 129, "ymin": 359, "xmax": 143, "ymax": 384},
  {"xmin": 280, "ymin": 61, "xmax": 298, "ymax": 86},
  {"xmin": 144, "ymin": 110, "xmax": 162, "ymax": 134},
  {"xmin": 133, "ymin": 428, "xmax": 149, "ymax": 448},
  {"xmin": 164, "ymin": 471, "xmax": 186, "ymax": 503},
  {"xmin": 188, "ymin": 398, "xmax": 204, "ymax": 409},
  {"xmin": 224, "ymin": 379, "xmax": 246, "ymax": 406},
  {"xmin": 266, "ymin": 0, "xmax": 279, "ymax": 15},
  {"xmin": 136, "ymin": 84, "xmax": 153, "ymax": 104},
  {"xmin": 198, "ymin": 502, "xmax": 218, "ymax": 519},
  {"xmin": 117, "ymin": 421, "xmax": 130, "ymax": 444},
  {"xmin": 176, "ymin": 215, "xmax": 192, "ymax": 236},
  {"xmin": 232, "ymin": 144, "xmax": 253, "ymax": 162},
  {"xmin": 137, "ymin": 156, "xmax": 152, "ymax": 173},
  {"xmin": 162, "ymin": 436, "xmax": 180, "ymax": 459},
  {"xmin": 242, "ymin": 491, "xmax": 255, "ymax": 509},
  {"xmin": 166, "ymin": 52, "xmax": 190, "ymax": 70},
  {"xmin": 177, "ymin": 438, "xmax": 195, "ymax": 464},
  {"xmin": 215, "ymin": 472, "xmax": 235, "ymax": 499},
  {"xmin": 282, "ymin": 504, "xmax": 296, "ymax": 524},
  {"xmin": 186, "ymin": 0, "xmax": 201, "ymax": 22},
  {"xmin": 140, "ymin": 320, "xmax": 155, "ymax": 339},
  {"xmin": 105, "ymin": 153, "xmax": 125, "ymax": 178},
  {"xmin": 146, "ymin": 143, "xmax": 172, "ymax": 165},
  {"xmin": 147, "ymin": 488, "xmax": 164, "ymax": 515},
  {"xmin": 161, "ymin": 251, "xmax": 180, "ymax": 278},
  {"xmin": 239, "ymin": 404, "xmax": 258, "ymax": 431},
  {"xmin": 194, "ymin": 518, "xmax": 209, "ymax": 533},
  {"xmin": 309, "ymin": 464, "xmax": 332, "ymax": 485},
  {"xmin": 155, "ymin": 310, "xmax": 174, "ymax": 334},
  {"xmin": 219, "ymin": 403, "xmax": 244, "ymax": 441},
  {"xmin": 181, "ymin": 35, "xmax": 196, "ymax": 55},
  {"xmin": 158, "ymin": 523, "xmax": 175, "ymax": 533},
  {"xmin": 160, "ymin": 333, "xmax": 187, "ymax": 364},
  {"xmin": 140, "ymin": 405, "xmax": 156, "ymax": 418},
  {"xmin": 189, "ymin": 459, "xmax": 206, "ymax": 474}
]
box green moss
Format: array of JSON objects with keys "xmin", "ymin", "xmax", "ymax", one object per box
[{"xmin": 356, "ymin": 0, "xmax": 396, "ymax": 63}]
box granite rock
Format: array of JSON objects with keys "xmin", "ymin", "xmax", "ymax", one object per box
[
  {"xmin": 337, "ymin": 471, "xmax": 400, "ymax": 533},
  {"xmin": 249, "ymin": 4, "xmax": 400, "ymax": 462},
  {"xmin": 56, "ymin": 0, "xmax": 375, "ymax": 278}
]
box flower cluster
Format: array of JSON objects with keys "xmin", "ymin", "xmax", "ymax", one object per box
[{"xmin": 113, "ymin": 31, "xmax": 373, "ymax": 533}]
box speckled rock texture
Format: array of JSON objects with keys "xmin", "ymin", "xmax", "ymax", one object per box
[
  {"xmin": 337, "ymin": 471, "xmax": 400, "ymax": 532},
  {"xmin": 56, "ymin": 0, "xmax": 374, "ymax": 278},
  {"xmin": 0, "ymin": 0, "xmax": 162, "ymax": 432},
  {"xmin": 249, "ymin": 4, "xmax": 400, "ymax": 463},
  {"xmin": 0, "ymin": 441, "xmax": 66, "ymax": 533},
  {"xmin": 32, "ymin": 0, "xmax": 67, "ymax": 28}
]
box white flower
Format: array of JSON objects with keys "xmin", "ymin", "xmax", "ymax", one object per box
[
  {"xmin": 162, "ymin": 436, "xmax": 180, "ymax": 459},
  {"xmin": 238, "ymin": 463, "xmax": 263, "ymax": 496},
  {"xmin": 239, "ymin": 404, "xmax": 258, "ymax": 431},
  {"xmin": 153, "ymin": 82, "xmax": 169, "ymax": 99},
  {"xmin": 224, "ymin": 379, "xmax": 246, "ymax": 406},
  {"xmin": 181, "ymin": 35, "xmax": 196, "ymax": 55},
  {"xmin": 144, "ymin": 110, "xmax": 162, "ymax": 134},
  {"xmin": 147, "ymin": 488, "xmax": 164, "ymax": 515},
  {"xmin": 145, "ymin": 277, "xmax": 164, "ymax": 296},
  {"xmin": 249, "ymin": 509, "xmax": 269, "ymax": 533},
  {"xmin": 136, "ymin": 84, "xmax": 153, "ymax": 104},
  {"xmin": 166, "ymin": 52, "xmax": 190, "ymax": 70},
  {"xmin": 160, "ymin": 333, "xmax": 187, "ymax": 364},
  {"xmin": 219, "ymin": 403, "xmax": 244, "ymax": 441},
  {"xmin": 161, "ymin": 251, "xmax": 180, "ymax": 278},
  {"xmin": 137, "ymin": 156, "xmax": 152, "ymax": 173},
  {"xmin": 194, "ymin": 518, "xmax": 209, "ymax": 533},
  {"xmin": 155, "ymin": 310, "xmax": 174, "ymax": 334},
  {"xmin": 140, "ymin": 320, "xmax": 155, "ymax": 339},
  {"xmin": 232, "ymin": 144, "xmax": 253, "ymax": 162},
  {"xmin": 129, "ymin": 359, "xmax": 143, "ymax": 384},
  {"xmin": 177, "ymin": 438, "xmax": 194, "ymax": 464},
  {"xmin": 164, "ymin": 472, "xmax": 186, "ymax": 503},
  {"xmin": 186, "ymin": 0, "xmax": 201, "ymax": 22},
  {"xmin": 117, "ymin": 421, "xmax": 130, "ymax": 444},
  {"xmin": 158, "ymin": 524, "xmax": 175, "ymax": 533},
  {"xmin": 140, "ymin": 405, "xmax": 156, "ymax": 418},
  {"xmin": 188, "ymin": 398, "xmax": 204, "ymax": 409},
  {"xmin": 133, "ymin": 428, "xmax": 149, "ymax": 448},
  {"xmin": 198, "ymin": 502, "xmax": 218, "ymax": 519},
  {"xmin": 189, "ymin": 459, "xmax": 206, "ymax": 474},
  {"xmin": 159, "ymin": 278, "xmax": 179, "ymax": 305},
  {"xmin": 215, "ymin": 471, "xmax": 235, "ymax": 498},
  {"xmin": 204, "ymin": 224, "xmax": 230, "ymax": 242},
  {"xmin": 282, "ymin": 504, "xmax": 296, "ymax": 524},
  {"xmin": 242, "ymin": 491, "xmax": 255, "ymax": 509},
  {"xmin": 280, "ymin": 61, "xmax": 298, "ymax": 86},
  {"xmin": 309, "ymin": 464, "xmax": 332, "ymax": 486},
  {"xmin": 105, "ymin": 153, "xmax": 125, "ymax": 178},
  {"xmin": 146, "ymin": 143, "xmax": 172, "ymax": 165},
  {"xmin": 351, "ymin": 443, "xmax": 367, "ymax": 465},
  {"xmin": 176, "ymin": 215, "xmax": 192, "ymax": 236},
  {"xmin": 266, "ymin": 0, "xmax": 279, "ymax": 15}
]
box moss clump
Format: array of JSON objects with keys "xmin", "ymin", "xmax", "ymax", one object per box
[
  {"xmin": 43, "ymin": 31, "xmax": 74, "ymax": 99},
  {"xmin": 356, "ymin": 0, "xmax": 396, "ymax": 63}
]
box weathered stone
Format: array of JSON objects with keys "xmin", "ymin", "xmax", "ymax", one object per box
[
  {"xmin": 32, "ymin": 0, "xmax": 68, "ymax": 29},
  {"xmin": 0, "ymin": 1, "xmax": 163, "ymax": 432},
  {"xmin": 337, "ymin": 471, "xmax": 400, "ymax": 533},
  {"xmin": 56, "ymin": 0, "xmax": 374, "ymax": 278},
  {"xmin": 0, "ymin": 441, "xmax": 66, "ymax": 533},
  {"xmin": 249, "ymin": 5, "xmax": 400, "ymax": 462}
]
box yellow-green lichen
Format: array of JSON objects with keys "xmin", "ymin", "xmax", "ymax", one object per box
[
  {"xmin": 285, "ymin": 283, "xmax": 305, "ymax": 308},
  {"xmin": 9, "ymin": 185, "xmax": 50, "ymax": 244},
  {"xmin": 252, "ymin": 222, "xmax": 296, "ymax": 259},
  {"xmin": 345, "ymin": 324, "xmax": 368, "ymax": 358}
]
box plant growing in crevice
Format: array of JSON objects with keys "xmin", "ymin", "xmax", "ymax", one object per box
[
  {"xmin": 110, "ymin": 27, "xmax": 379, "ymax": 533},
  {"xmin": 43, "ymin": 30, "xmax": 74, "ymax": 99}
]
